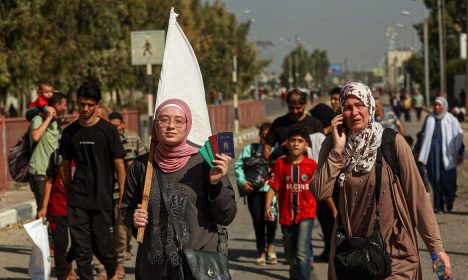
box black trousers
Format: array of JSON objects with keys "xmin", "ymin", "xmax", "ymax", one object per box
[
  {"xmin": 415, "ymin": 107, "xmax": 423, "ymax": 121},
  {"xmin": 29, "ymin": 174, "xmax": 47, "ymax": 212},
  {"xmin": 49, "ymin": 216, "xmax": 76, "ymax": 280},
  {"xmin": 247, "ymin": 192, "xmax": 277, "ymax": 254},
  {"xmin": 316, "ymin": 201, "xmax": 334, "ymax": 256},
  {"xmin": 68, "ymin": 207, "xmax": 117, "ymax": 280}
]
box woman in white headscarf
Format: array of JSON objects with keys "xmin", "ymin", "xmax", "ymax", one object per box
[
  {"xmin": 311, "ymin": 83, "xmax": 452, "ymax": 280},
  {"xmin": 416, "ymin": 96, "xmax": 465, "ymax": 213}
]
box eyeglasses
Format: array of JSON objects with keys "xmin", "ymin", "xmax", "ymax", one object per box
[
  {"xmin": 157, "ymin": 117, "xmax": 187, "ymax": 128},
  {"xmin": 342, "ymin": 103, "xmax": 367, "ymax": 113}
]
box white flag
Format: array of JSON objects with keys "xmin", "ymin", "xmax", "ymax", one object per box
[{"xmin": 155, "ymin": 8, "xmax": 212, "ymax": 147}]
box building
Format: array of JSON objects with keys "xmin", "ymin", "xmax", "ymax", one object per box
[{"xmin": 386, "ymin": 48, "xmax": 413, "ymax": 92}]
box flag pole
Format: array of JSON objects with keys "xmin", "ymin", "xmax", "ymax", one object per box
[{"xmin": 136, "ymin": 136, "xmax": 155, "ymax": 243}]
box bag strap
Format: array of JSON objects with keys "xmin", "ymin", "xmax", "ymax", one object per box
[
  {"xmin": 381, "ymin": 128, "xmax": 399, "ymax": 179},
  {"xmin": 375, "ymin": 146, "xmax": 383, "ymax": 220}
]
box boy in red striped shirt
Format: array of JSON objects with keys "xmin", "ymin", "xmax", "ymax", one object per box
[{"xmin": 265, "ymin": 125, "xmax": 317, "ymax": 280}]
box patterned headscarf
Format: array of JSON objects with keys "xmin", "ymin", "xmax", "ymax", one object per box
[{"xmin": 338, "ymin": 82, "xmax": 384, "ymax": 186}]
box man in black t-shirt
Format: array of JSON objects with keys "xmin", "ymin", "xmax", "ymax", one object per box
[
  {"xmin": 262, "ymin": 88, "xmax": 323, "ymax": 163},
  {"xmin": 60, "ymin": 82, "xmax": 125, "ymax": 280}
]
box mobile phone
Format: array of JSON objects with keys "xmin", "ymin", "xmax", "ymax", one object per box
[{"xmin": 337, "ymin": 124, "xmax": 343, "ymax": 136}]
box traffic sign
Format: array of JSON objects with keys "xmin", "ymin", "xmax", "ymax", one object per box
[
  {"xmin": 328, "ymin": 64, "xmax": 343, "ymax": 76},
  {"xmin": 131, "ymin": 30, "xmax": 165, "ymax": 65}
]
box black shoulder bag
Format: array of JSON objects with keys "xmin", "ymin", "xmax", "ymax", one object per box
[
  {"xmin": 155, "ymin": 169, "xmax": 231, "ymax": 280},
  {"xmin": 334, "ymin": 147, "xmax": 392, "ymax": 280}
]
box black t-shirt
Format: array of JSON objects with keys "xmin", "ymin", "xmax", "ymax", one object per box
[
  {"xmin": 60, "ymin": 118, "xmax": 125, "ymax": 210},
  {"xmin": 265, "ymin": 113, "xmax": 323, "ymax": 148}
]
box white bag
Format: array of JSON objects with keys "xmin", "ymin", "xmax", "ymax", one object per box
[{"xmin": 24, "ymin": 219, "xmax": 51, "ymax": 280}]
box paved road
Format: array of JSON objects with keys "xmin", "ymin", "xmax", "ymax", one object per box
[{"xmin": 1, "ymin": 101, "xmax": 468, "ymax": 279}]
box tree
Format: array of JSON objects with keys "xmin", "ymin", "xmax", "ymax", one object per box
[
  {"xmin": 0, "ymin": 0, "xmax": 266, "ymax": 112},
  {"xmin": 410, "ymin": 0, "xmax": 466, "ymax": 96},
  {"xmin": 279, "ymin": 46, "xmax": 329, "ymax": 90},
  {"xmin": 309, "ymin": 49, "xmax": 330, "ymax": 89}
]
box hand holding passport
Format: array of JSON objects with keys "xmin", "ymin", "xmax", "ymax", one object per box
[{"xmin": 199, "ymin": 132, "xmax": 235, "ymax": 168}]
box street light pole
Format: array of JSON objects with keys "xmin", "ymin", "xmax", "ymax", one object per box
[
  {"xmin": 438, "ymin": 0, "xmax": 447, "ymax": 94},
  {"xmin": 232, "ymin": 55, "xmax": 239, "ymax": 134},
  {"xmin": 232, "ymin": 9, "xmax": 251, "ymax": 134},
  {"xmin": 424, "ymin": 13, "xmax": 430, "ymax": 105},
  {"xmin": 465, "ymin": 0, "xmax": 468, "ymax": 111}
]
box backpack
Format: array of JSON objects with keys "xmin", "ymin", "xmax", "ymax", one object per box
[
  {"xmin": 237, "ymin": 143, "xmax": 270, "ymax": 197},
  {"xmin": 8, "ymin": 127, "xmax": 35, "ymax": 182},
  {"xmin": 381, "ymin": 128, "xmax": 400, "ymax": 180}
]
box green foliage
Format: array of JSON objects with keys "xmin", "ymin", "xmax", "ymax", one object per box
[
  {"xmin": 0, "ymin": 0, "xmax": 264, "ymax": 108},
  {"xmin": 279, "ymin": 44, "xmax": 329, "ymax": 89},
  {"xmin": 411, "ymin": 0, "xmax": 465, "ymax": 92},
  {"xmin": 405, "ymin": 53, "xmax": 424, "ymax": 87}
]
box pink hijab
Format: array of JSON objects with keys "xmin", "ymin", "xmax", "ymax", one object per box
[{"xmin": 153, "ymin": 99, "xmax": 199, "ymax": 173}]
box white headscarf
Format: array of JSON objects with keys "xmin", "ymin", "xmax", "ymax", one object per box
[
  {"xmin": 434, "ymin": 96, "xmax": 448, "ymax": 120},
  {"xmin": 338, "ymin": 82, "xmax": 384, "ymax": 186}
]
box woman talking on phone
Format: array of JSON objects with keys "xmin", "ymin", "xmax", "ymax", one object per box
[{"xmin": 310, "ymin": 82, "xmax": 452, "ymax": 280}]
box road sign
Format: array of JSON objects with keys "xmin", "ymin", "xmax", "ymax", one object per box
[
  {"xmin": 372, "ymin": 68, "xmax": 385, "ymax": 77},
  {"xmin": 328, "ymin": 64, "xmax": 343, "ymax": 76},
  {"xmin": 131, "ymin": 30, "xmax": 165, "ymax": 65}
]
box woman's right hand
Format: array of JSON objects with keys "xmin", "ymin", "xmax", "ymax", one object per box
[
  {"xmin": 133, "ymin": 204, "xmax": 148, "ymax": 228},
  {"xmin": 331, "ymin": 114, "xmax": 346, "ymax": 154}
]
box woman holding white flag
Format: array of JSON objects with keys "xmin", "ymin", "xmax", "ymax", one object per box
[{"xmin": 120, "ymin": 99, "xmax": 237, "ymax": 280}]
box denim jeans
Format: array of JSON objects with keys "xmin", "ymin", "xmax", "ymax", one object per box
[{"xmin": 281, "ymin": 218, "xmax": 315, "ymax": 280}]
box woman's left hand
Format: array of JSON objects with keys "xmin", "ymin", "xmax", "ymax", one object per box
[
  {"xmin": 432, "ymin": 251, "xmax": 452, "ymax": 279},
  {"xmin": 209, "ymin": 154, "xmax": 232, "ymax": 185}
]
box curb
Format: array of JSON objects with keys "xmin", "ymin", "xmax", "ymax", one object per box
[
  {"xmin": 0, "ymin": 199, "xmax": 36, "ymax": 228},
  {"xmin": 234, "ymin": 128, "xmax": 259, "ymax": 146}
]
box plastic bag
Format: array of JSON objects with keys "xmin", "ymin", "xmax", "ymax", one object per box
[{"xmin": 24, "ymin": 219, "xmax": 51, "ymax": 280}]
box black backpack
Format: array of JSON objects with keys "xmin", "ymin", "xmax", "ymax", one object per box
[
  {"xmin": 237, "ymin": 143, "xmax": 270, "ymax": 197},
  {"xmin": 8, "ymin": 127, "xmax": 35, "ymax": 182}
]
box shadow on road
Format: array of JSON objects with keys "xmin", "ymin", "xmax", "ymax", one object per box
[
  {"xmin": 0, "ymin": 245, "xmax": 31, "ymax": 256},
  {"xmin": 418, "ymin": 248, "xmax": 468, "ymax": 257},
  {"xmin": 3, "ymin": 266, "xmax": 28, "ymax": 275},
  {"xmin": 446, "ymin": 211, "xmax": 468, "ymax": 216}
]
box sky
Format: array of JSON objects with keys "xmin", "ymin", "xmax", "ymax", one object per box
[{"xmin": 208, "ymin": 0, "xmax": 427, "ymax": 74}]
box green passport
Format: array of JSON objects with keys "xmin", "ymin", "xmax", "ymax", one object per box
[{"xmin": 199, "ymin": 145, "xmax": 214, "ymax": 168}]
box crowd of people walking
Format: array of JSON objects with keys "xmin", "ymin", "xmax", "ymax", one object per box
[
  {"xmin": 19, "ymin": 79, "xmax": 463, "ymax": 280},
  {"xmin": 237, "ymin": 83, "xmax": 459, "ymax": 280}
]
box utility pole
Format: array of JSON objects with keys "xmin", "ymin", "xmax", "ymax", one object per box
[
  {"xmin": 465, "ymin": 0, "xmax": 468, "ymax": 111},
  {"xmin": 424, "ymin": 13, "xmax": 430, "ymax": 105},
  {"xmin": 288, "ymin": 54, "xmax": 293, "ymax": 89},
  {"xmin": 438, "ymin": 0, "xmax": 447, "ymax": 94},
  {"xmin": 232, "ymin": 55, "xmax": 239, "ymax": 134}
]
